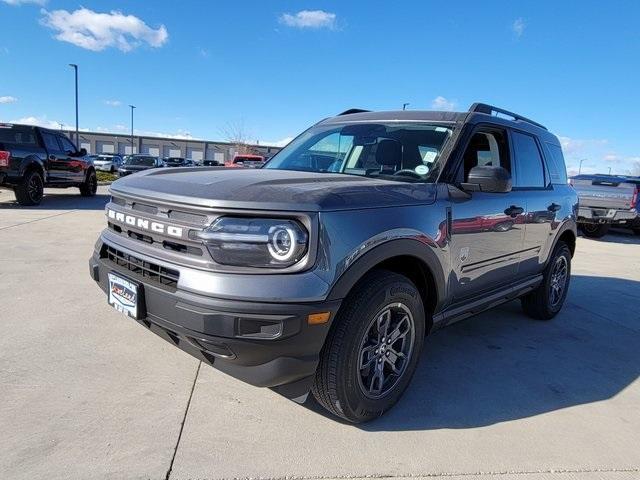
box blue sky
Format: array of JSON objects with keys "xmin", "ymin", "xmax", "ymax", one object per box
[{"xmin": 1, "ymin": 0, "xmax": 639, "ymax": 175}]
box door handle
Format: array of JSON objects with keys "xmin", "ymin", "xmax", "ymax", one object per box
[
  {"xmin": 547, "ymin": 203, "xmax": 561, "ymax": 212},
  {"xmin": 504, "ymin": 205, "xmax": 524, "ymax": 217}
]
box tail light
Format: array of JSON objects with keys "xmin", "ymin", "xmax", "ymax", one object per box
[
  {"xmin": 631, "ymin": 187, "xmax": 638, "ymax": 210},
  {"xmin": 0, "ymin": 150, "xmax": 10, "ymax": 167}
]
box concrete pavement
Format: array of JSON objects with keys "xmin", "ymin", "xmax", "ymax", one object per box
[{"xmin": 1, "ymin": 187, "xmax": 639, "ymax": 480}]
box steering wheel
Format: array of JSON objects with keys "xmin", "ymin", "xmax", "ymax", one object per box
[{"xmin": 393, "ymin": 169, "xmax": 423, "ymax": 179}]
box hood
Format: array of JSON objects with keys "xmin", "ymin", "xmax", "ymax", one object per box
[{"xmin": 110, "ymin": 167, "xmax": 437, "ymax": 212}]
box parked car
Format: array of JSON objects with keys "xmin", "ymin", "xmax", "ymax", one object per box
[
  {"xmin": 0, "ymin": 123, "xmax": 96, "ymax": 205},
  {"xmin": 202, "ymin": 159, "xmax": 222, "ymax": 167},
  {"xmin": 118, "ymin": 155, "xmax": 162, "ymax": 177},
  {"xmin": 226, "ymin": 154, "xmax": 265, "ymax": 168},
  {"xmin": 92, "ymin": 154, "xmax": 123, "ymax": 173},
  {"xmin": 569, "ymin": 174, "xmax": 639, "ymax": 237},
  {"xmin": 162, "ymin": 157, "xmax": 194, "ymax": 168},
  {"xmin": 90, "ymin": 103, "xmax": 577, "ymax": 423}
]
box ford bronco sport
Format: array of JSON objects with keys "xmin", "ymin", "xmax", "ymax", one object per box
[{"xmin": 89, "ymin": 103, "xmax": 578, "ymax": 423}]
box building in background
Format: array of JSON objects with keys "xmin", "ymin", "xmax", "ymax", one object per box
[{"xmin": 63, "ymin": 130, "xmax": 283, "ymax": 164}]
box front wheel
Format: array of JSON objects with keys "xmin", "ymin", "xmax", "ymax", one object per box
[
  {"xmin": 521, "ymin": 242, "xmax": 571, "ymax": 320},
  {"xmin": 79, "ymin": 170, "xmax": 97, "ymax": 197},
  {"xmin": 580, "ymin": 223, "xmax": 609, "ymax": 238},
  {"xmin": 312, "ymin": 270, "xmax": 425, "ymax": 423}
]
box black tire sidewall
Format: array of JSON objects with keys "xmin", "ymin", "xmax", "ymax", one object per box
[
  {"xmin": 541, "ymin": 244, "xmax": 572, "ymax": 316},
  {"xmin": 335, "ymin": 275, "xmax": 425, "ymax": 421},
  {"xmin": 581, "ymin": 223, "xmax": 609, "ymax": 238}
]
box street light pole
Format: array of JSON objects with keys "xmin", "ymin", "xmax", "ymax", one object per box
[
  {"xmin": 69, "ymin": 64, "xmax": 78, "ymax": 145},
  {"xmin": 578, "ymin": 158, "xmax": 586, "ymax": 174},
  {"xmin": 402, "ymin": 103, "xmax": 410, "ymax": 111},
  {"xmin": 129, "ymin": 105, "xmax": 136, "ymax": 155}
]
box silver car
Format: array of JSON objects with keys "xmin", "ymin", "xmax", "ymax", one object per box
[{"xmin": 91, "ymin": 154, "xmax": 123, "ymax": 173}]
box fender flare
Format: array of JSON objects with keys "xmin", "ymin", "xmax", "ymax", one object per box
[
  {"xmin": 19, "ymin": 156, "xmax": 46, "ymax": 181},
  {"xmin": 325, "ymin": 238, "xmax": 446, "ymax": 306},
  {"xmin": 544, "ymin": 219, "xmax": 578, "ymax": 266}
]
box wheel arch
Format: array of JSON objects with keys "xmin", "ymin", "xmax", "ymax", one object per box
[
  {"xmin": 326, "ymin": 239, "xmax": 446, "ymax": 332},
  {"xmin": 545, "ymin": 220, "xmax": 577, "ymax": 267},
  {"xmin": 19, "ymin": 156, "xmax": 46, "ymax": 182}
]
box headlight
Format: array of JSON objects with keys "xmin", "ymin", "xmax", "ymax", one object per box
[{"xmin": 197, "ymin": 217, "xmax": 308, "ymax": 268}]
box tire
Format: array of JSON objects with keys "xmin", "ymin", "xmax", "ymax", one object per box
[
  {"xmin": 79, "ymin": 170, "xmax": 97, "ymax": 197},
  {"xmin": 14, "ymin": 169, "xmax": 44, "ymax": 206},
  {"xmin": 110, "ymin": 166, "xmax": 115, "ymax": 173},
  {"xmin": 580, "ymin": 223, "xmax": 609, "ymax": 238},
  {"xmin": 521, "ymin": 242, "xmax": 571, "ymax": 320},
  {"xmin": 312, "ymin": 270, "xmax": 426, "ymax": 423}
]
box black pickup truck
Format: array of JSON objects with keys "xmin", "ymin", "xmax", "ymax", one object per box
[{"xmin": 0, "ymin": 123, "xmax": 97, "ymax": 206}]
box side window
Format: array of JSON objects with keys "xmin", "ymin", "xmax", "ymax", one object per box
[
  {"xmin": 42, "ymin": 132, "xmax": 62, "ymax": 152},
  {"xmin": 511, "ymin": 131, "xmax": 545, "ymax": 188},
  {"xmin": 58, "ymin": 135, "xmax": 77, "ymax": 154},
  {"xmin": 544, "ymin": 142, "xmax": 568, "ymax": 184},
  {"xmin": 461, "ymin": 129, "xmax": 510, "ymax": 181}
]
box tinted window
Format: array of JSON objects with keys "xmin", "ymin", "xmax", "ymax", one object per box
[
  {"xmin": 545, "ymin": 143, "xmax": 568, "ymax": 184},
  {"xmin": 0, "ymin": 128, "xmax": 37, "ymax": 145},
  {"xmin": 58, "ymin": 135, "xmax": 77, "ymax": 153},
  {"xmin": 42, "ymin": 132, "xmax": 61, "ymax": 152},
  {"xmin": 512, "ymin": 131, "xmax": 545, "ymax": 188}
]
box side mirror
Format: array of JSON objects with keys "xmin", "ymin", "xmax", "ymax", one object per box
[
  {"xmin": 79, "ymin": 148, "xmax": 87, "ymax": 156},
  {"xmin": 462, "ymin": 165, "xmax": 512, "ymax": 193}
]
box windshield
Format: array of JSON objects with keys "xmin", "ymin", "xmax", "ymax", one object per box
[
  {"xmin": 123, "ymin": 156, "xmax": 156, "ymax": 166},
  {"xmin": 263, "ymin": 122, "xmax": 452, "ymax": 182}
]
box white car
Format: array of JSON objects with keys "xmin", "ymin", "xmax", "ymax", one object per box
[{"xmin": 91, "ymin": 154, "xmax": 123, "ymax": 173}]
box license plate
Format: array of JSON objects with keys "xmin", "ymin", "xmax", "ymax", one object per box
[{"xmin": 108, "ymin": 272, "xmax": 143, "ymax": 319}]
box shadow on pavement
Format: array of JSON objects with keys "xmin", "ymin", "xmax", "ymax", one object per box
[
  {"xmin": 304, "ymin": 275, "xmax": 640, "ymax": 431},
  {"xmin": 0, "ymin": 191, "xmax": 110, "ymax": 211},
  {"xmin": 578, "ymin": 229, "xmax": 640, "ymax": 245}
]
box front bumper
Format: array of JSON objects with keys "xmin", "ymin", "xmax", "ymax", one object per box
[
  {"xmin": 89, "ymin": 239, "xmax": 340, "ymax": 398},
  {"xmin": 577, "ymin": 207, "xmax": 638, "ymax": 224}
]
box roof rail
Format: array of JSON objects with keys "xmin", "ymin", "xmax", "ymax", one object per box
[
  {"xmin": 469, "ymin": 103, "xmax": 547, "ymax": 130},
  {"xmin": 338, "ymin": 108, "xmax": 370, "ymax": 116}
]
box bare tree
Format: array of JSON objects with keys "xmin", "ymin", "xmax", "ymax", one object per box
[{"xmin": 219, "ymin": 120, "xmax": 259, "ymax": 156}]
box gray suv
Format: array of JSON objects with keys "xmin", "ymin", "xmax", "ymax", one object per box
[{"xmin": 89, "ymin": 103, "xmax": 578, "ymax": 422}]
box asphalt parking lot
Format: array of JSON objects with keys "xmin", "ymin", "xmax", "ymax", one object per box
[{"xmin": 1, "ymin": 186, "xmax": 639, "ymax": 480}]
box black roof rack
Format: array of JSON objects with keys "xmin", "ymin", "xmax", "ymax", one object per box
[
  {"xmin": 469, "ymin": 103, "xmax": 547, "ymax": 130},
  {"xmin": 338, "ymin": 108, "xmax": 370, "ymax": 116}
]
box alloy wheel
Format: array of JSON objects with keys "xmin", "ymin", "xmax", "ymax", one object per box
[
  {"xmin": 28, "ymin": 174, "xmax": 43, "ymax": 203},
  {"xmin": 549, "ymin": 255, "xmax": 568, "ymax": 307},
  {"xmin": 357, "ymin": 303, "xmax": 415, "ymax": 399}
]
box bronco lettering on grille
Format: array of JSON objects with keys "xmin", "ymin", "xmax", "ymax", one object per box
[{"xmin": 107, "ymin": 209, "xmax": 184, "ymax": 238}]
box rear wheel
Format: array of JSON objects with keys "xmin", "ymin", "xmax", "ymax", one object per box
[
  {"xmin": 14, "ymin": 169, "xmax": 44, "ymax": 206},
  {"xmin": 580, "ymin": 223, "xmax": 609, "ymax": 238},
  {"xmin": 79, "ymin": 170, "xmax": 97, "ymax": 197},
  {"xmin": 521, "ymin": 242, "xmax": 571, "ymax": 320},
  {"xmin": 312, "ymin": 270, "xmax": 425, "ymax": 423}
]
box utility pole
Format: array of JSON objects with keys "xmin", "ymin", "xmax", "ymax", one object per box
[
  {"xmin": 578, "ymin": 158, "xmax": 586, "ymax": 174},
  {"xmin": 129, "ymin": 105, "xmax": 136, "ymax": 155},
  {"xmin": 69, "ymin": 64, "xmax": 78, "ymax": 145}
]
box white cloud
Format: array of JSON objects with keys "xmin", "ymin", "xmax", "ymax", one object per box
[
  {"xmin": 258, "ymin": 137, "xmax": 293, "ymax": 148},
  {"xmin": 7, "ymin": 115, "xmax": 73, "ymax": 130},
  {"xmin": 279, "ymin": 10, "xmax": 336, "ymax": 29},
  {"xmin": 431, "ymin": 96, "xmax": 457, "ymax": 111},
  {"xmin": 40, "ymin": 8, "xmax": 169, "ymax": 52},
  {"xmin": 104, "ymin": 99, "xmax": 122, "ymax": 107},
  {"xmin": 1, "ymin": 0, "xmax": 46, "ymax": 5},
  {"xmin": 512, "ymin": 18, "xmax": 525, "ymax": 38},
  {"xmin": 0, "ymin": 96, "xmax": 18, "ymax": 104}
]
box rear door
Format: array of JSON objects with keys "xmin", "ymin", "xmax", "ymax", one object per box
[
  {"xmin": 40, "ymin": 131, "xmax": 68, "ymax": 182},
  {"xmin": 449, "ymin": 126, "xmax": 526, "ymax": 301},
  {"xmin": 509, "ymin": 130, "xmax": 556, "ymax": 278}
]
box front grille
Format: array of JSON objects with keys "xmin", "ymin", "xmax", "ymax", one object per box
[{"xmin": 101, "ymin": 244, "xmax": 179, "ymax": 290}]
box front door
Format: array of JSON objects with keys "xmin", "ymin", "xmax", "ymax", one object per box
[
  {"xmin": 448, "ymin": 127, "xmax": 526, "ymax": 301},
  {"xmin": 40, "ymin": 131, "xmax": 68, "ymax": 183},
  {"xmin": 57, "ymin": 134, "xmax": 86, "ymax": 183}
]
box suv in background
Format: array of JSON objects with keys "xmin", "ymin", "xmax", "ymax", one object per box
[
  {"xmin": 91, "ymin": 154, "xmax": 123, "ymax": 173},
  {"xmin": 118, "ymin": 155, "xmax": 162, "ymax": 177},
  {"xmin": 90, "ymin": 103, "xmax": 577, "ymax": 423},
  {"xmin": 0, "ymin": 123, "xmax": 96, "ymax": 205}
]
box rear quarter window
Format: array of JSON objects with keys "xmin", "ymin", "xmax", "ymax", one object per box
[
  {"xmin": 0, "ymin": 128, "xmax": 37, "ymax": 145},
  {"xmin": 544, "ymin": 142, "xmax": 568, "ymax": 184}
]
